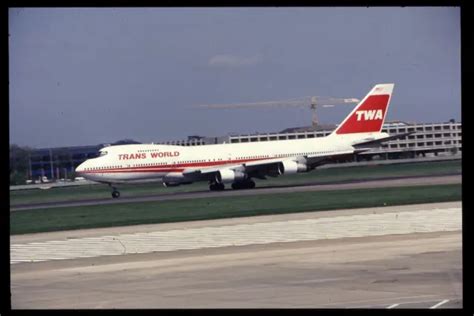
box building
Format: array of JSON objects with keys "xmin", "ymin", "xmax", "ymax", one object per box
[
  {"xmin": 28, "ymin": 145, "xmax": 103, "ymax": 181},
  {"xmin": 228, "ymin": 121, "xmax": 462, "ymax": 160},
  {"xmin": 26, "ymin": 140, "xmax": 141, "ymax": 182},
  {"xmin": 364, "ymin": 121, "xmax": 462, "ymax": 160},
  {"xmin": 161, "ymin": 121, "xmax": 462, "ymax": 160}
]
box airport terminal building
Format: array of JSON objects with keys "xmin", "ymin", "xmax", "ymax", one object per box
[
  {"xmin": 23, "ymin": 121, "xmax": 461, "ymax": 182},
  {"xmin": 159, "ymin": 120, "xmax": 462, "ymax": 159},
  {"xmin": 228, "ymin": 121, "xmax": 462, "ymax": 161}
]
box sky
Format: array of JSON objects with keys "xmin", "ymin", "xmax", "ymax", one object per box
[{"xmin": 9, "ymin": 7, "xmax": 461, "ymax": 148}]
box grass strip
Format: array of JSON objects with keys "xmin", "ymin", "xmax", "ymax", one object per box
[{"xmin": 11, "ymin": 184, "xmax": 461, "ymax": 235}]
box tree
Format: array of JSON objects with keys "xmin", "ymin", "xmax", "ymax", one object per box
[
  {"xmin": 10, "ymin": 144, "xmax": 33, "ymax": 185},
  {"xmin": 112, "ymin": 139, "xmax": 141, "ymax": 145}
]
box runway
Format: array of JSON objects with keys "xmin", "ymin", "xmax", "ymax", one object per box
[
  {"xmin": 11, "ymin": 201, "xmax": 462, "ymax": 308},
  {"xmin": 11, "ymin": 174, "xmax": 461, "ymax": 211}
]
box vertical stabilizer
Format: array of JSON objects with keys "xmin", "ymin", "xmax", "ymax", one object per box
[{"xmin": 332, "ymin": 84, "xmax": 394, "ymax": 135}]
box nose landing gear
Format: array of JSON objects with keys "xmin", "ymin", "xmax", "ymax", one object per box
[
  {"xmin": 111, "ymin": 190, "xmax": 120, "ymax": 198},
  {"xmin": 108, "ymin": 184, "xmax": 120, "ymax": 198}
]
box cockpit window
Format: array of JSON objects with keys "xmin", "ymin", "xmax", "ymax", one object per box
[{"xmin": 99, "ymin": 151, "xmax": 108, "ymax": 157}]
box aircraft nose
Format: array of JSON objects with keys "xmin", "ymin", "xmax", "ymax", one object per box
[{"xmin": 75, "ymin": 162, "xmax": 86, "ymax": 175}]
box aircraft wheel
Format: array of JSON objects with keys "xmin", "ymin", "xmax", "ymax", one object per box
[
  {"xmin": 231, "ymin": 182, "xmax": 241, "ymax": 190},
  {"xmin": 112, "ymin": 190, "xmax": 120, "ymax": 198},
  {"xmin": 210, "ymin": 183, "xmax": 225, "ymax": 191},
  {"xmin": 232, "ymin": 181, "xmax": 255, "ymax": 190}
]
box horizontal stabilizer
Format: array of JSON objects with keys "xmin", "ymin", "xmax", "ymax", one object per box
[{"xmin": 352, "ymin": 131, "xmax": 415, "ymax": 148}]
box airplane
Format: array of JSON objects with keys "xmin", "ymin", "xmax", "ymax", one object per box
[{"xmin": 76, "ymin": 83, "xmax": 410, "ymax": 198}]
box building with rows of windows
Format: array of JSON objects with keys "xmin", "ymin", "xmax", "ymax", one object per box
[
  {"xmin": 159, "ymin": 121, "xmax": 462, "ymax": 159},
  {"xmin": 223, "ymin": 121, "xmax": 462, "ymax": 160}
]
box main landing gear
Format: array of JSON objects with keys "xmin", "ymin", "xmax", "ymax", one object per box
[
  {"xmin": 209, "ymin": 180, "xmax": 256, "ymax": 191},
  {"xmin": 109, "ymin": 184, "xmax": 120, "ymax": 198},
  {"xmin": 112, "ymin": 190, "xmax": 120, "ymax": 198},
  {"xmin": 231, "ymin": 180, "xmax": 256, "ymax": 190},
  {"xmin": 209, "ymin": 182, "xmax": 225, "ymax": 191}
]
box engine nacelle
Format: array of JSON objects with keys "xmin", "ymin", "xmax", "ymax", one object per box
[
  {"xmin": 278, "ymin": 160, "xmax": 308, "ymax": 175},
  {"xmin": 163, "ymin": 182, "xmax": 181, "ymax": 187},
  {"xmin": 215, "ymin": 169, "xmax": 246, "ymax": 184},
  {"xmin": 163, "ymin": 181, "xmax": 192, "ymax": 187},
  {"xmin": 162, "ymin": 172, "xmax": 193, "ymax": 187}
]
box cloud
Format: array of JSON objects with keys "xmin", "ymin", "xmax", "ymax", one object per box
[{"xmin": 208, "ymin": 53, "xmax": 263, "ymax": 68}]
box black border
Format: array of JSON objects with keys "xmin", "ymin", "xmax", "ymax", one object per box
[{"xmin": 3, "ymin": 2, "xmax": 470, "ymax": 315}]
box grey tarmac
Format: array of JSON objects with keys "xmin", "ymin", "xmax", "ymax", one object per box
[
  {"xmin": 10, "ymin": 202, "xmax": 462, "ymax": 309},
  {"xmin": 11, "ymin": 232, "xmax": 462, "ymax": 309}
]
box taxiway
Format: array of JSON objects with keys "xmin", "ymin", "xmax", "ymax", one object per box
[{"xmin": 11, "ymin": 201, "xmax": 462, "ymax": 308}]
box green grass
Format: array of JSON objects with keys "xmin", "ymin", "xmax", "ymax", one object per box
[
  {"xmin": 10, "ymin": 160, "xmax": 461, "ymax": 206},
  {"xmin": 11, "ymin": 184, "xmax": 461, "ymax": 235},
  {"xmin": 254, "ymin": 159, "xmax": 461, "ymax": 186}
]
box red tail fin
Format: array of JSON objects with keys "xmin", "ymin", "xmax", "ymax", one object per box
[{"xmin": 333, "ymin": 84, "xmax": 394, "ymax": 135}]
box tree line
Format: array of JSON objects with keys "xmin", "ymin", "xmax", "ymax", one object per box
[
  {"xmin": 10, "ymin": 144, "xmax": 32, "ymax": 185},
  {"xmin": 10, "ymin": 144, "xmax": 78, "ymax": 185}
]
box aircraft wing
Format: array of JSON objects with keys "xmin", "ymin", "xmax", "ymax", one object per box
[
  {"xmin": 182, "ymin": 149, "xmax": 356, "ymax": 180},
  {"xmin": 182, "ymin": 158, "xmax": 282, "ymax": 178}
]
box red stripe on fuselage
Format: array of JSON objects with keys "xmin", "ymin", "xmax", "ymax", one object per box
[
  {"xmin": 83, "ymin": 168, "xmax": 184, "ymax": 174},
  {"xmin": 81, "ymin": 157, "xmax": 270, "ymax": 174}
]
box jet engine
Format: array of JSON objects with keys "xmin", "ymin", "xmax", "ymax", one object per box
[
  {"xmin": 162, "ymin": 172, "xmax": 192, "ymax": 187},
  {"xmin": 278, "ymin": 160, "xmax": 308, "ymax": 175},
  {"xmin": 215, "ymin": 169, "xmax": 246, "ymax": 184},
  {"xmin": 163, "ymin": 182, "xmax": 181, "ymax": 187}
]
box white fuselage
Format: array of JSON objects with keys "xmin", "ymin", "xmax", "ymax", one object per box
[
  {"xmin": 75, "ymin": 132, "xmax": 387, "ymax": 184},
  {"xmin": 75, "ymin": 83, "xmax": 395, "ymax": 195}
]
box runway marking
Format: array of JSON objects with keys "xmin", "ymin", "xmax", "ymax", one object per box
[
  {"xmin": 10, "ymin": 207, "xmax": 461, "ymax": 264},
  {"xmin": 289, "ymin": 277, "xmax": 356, "ymax": 284},
  {"xmin": 430, "ymin": 299, "xmax": 449, "ymax": 309},
  {"xmin": 357, "ymin": 297, "xmax": 459, "ymax": 309},
  {"xmin": 323, "ymin": 294, "xmax": 443, "ymax": 308}
]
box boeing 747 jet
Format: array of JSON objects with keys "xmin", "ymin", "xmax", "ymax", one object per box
[{"xmin": 76, "ymin": 84, "xmax": 408, "ymax": 198}]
